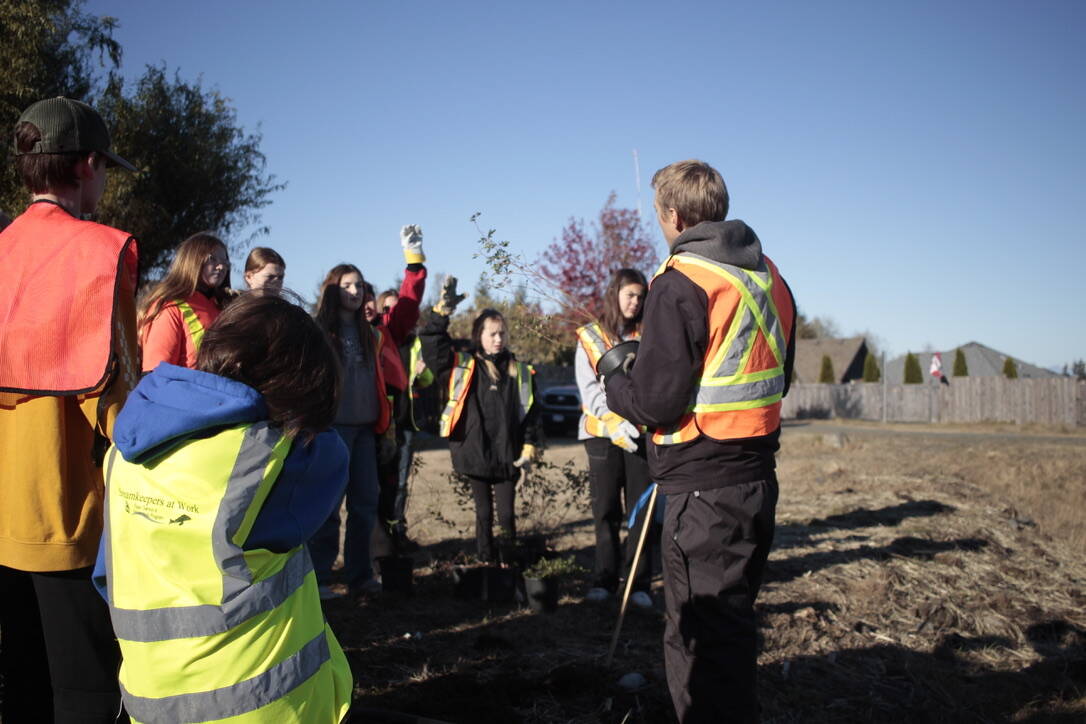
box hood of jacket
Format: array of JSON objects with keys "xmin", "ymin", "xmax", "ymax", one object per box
[
  {"xmin": 669, "ymin": 219, "xmax": 763, "ymax": 270},
  {"xmin": 113, "ymin": 363, "xmax": 268, "ymax": 464}
]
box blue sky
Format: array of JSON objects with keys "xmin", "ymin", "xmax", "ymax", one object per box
[{"xmin": 87, "ymin": 0, "xmax": 1085, "ymax": 369}]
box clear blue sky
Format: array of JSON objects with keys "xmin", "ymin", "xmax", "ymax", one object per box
[{"xmin": 87, "ymin": 0, "xmax": 1086, "ymax": 369}]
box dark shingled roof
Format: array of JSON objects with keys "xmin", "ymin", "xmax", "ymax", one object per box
[{"xmin": 794, "ymin": 336, "xmax": 869, "ymax": 384}]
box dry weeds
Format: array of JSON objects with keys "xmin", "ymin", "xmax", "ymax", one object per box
[{"xmin": 325, "ymin": 422, "xmax": 1086, "ymax": 723}]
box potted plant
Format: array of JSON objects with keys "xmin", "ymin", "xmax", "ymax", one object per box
[{"xmin": 521, "ymin": 556, "xmax": 587, "ymax": 614}]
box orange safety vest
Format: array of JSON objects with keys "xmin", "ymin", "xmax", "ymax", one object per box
[
  {"xmin": 575, "ymin": 322, "xmax": 640, "ymax": 438},
  {"xmin": 0, "ymin": 201, "xmax": 137, "ymax": 395},
  {"xmin": 438, "ymin": 352, "xmax": 534, "ymax": 438},
  {"xmin": 650, "ymin": 252, "xmax": 794, "ymax": 445}
]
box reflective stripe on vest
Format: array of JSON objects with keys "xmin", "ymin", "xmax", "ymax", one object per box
[
  {"xmin": 576, "ymin": 322, "xmax": 640, "ymax": 439},
  {"xmin": 104, "ymin": 423, "xmax": 351, "ymax": 722},
  {"xmin": 651, "ymin": 252, "xmax": 793, "ymax": 445},
  {"xmin": 438, "ymin": 353, "xmax": 534, "ymax": 438},
  {"xmin": 175, "ymin": 299, "xmax": 206, "ymax": 351}
]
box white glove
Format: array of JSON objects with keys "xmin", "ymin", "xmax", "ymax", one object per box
[
  {"xmin": 401, "ymin": 224, "xmax": 425, "ymax": 264},
  {"xmin": 608, "ymin": 418, "xmax": 638, "ymax": 453}
]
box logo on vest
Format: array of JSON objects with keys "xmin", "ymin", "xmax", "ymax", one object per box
[{"xmin": 117, "ymin": 485, "xmax": 200, "ymax": 523}]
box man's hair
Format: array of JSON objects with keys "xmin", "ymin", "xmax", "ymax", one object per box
[
  {"xmin": 244, "ymin": 246, "xmax": 285, "ymax": 273},
  {"xmin": 651, "ymin": 159, "xmax": 729, "ymax": 226},
  {"xmin": 138, "ymin": 232, "xmax": 232, "ymax": 331},
  {"xmin": 599, "ymin": 268, "xmax": 648, "ymax": 342},
  {"xmin": 13, "ymin": 121, "xmax": 95, "ymax": 192},
  {"xmin": 197, "ymin": 294, "xmax": 340, "ymax": 441}
]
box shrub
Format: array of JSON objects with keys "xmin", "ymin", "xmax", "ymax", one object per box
[
  {"xmin": 904, "ymin": 353, "xmax": 923, "ymax": 384},
  {"xmin": 1003, "ymin": 357, "xmax": 1019, "ymax": 379},
  {"xmin": 953, "ymin": 348, "xmax": 968, "ymax": 377},
  {"xmin": 818, "ymin": 355, "xmax": 836, "ymax": 383},
  {"xmin": 862, "ymin": 352, "xmax": 880, "ymax": 382},
  {"xmin": 523, "ymin": 555, "xmax": 587, "ymax": 581}
]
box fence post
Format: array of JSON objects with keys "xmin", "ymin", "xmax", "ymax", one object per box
[{"xmin": 881, "ymin": 353, "xmax": 887, "ymax": 423}]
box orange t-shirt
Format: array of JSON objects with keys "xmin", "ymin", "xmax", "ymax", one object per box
[{"xmin": 140, "ymin": 291, "xmax": 221, "ymax": 372}]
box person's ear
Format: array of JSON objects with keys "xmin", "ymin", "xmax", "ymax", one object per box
[
  {"xmin": 75, "ymin": 154, "xmax": 96, "ymax": 181},
  {"xmin": 668, "ymin": 207, "xmax": 686, "ymax": 232}
]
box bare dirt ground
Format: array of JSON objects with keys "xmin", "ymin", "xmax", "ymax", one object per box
[{"xmin": 326, "ymin": 421, "xmax": 1086, "ymax": 723}]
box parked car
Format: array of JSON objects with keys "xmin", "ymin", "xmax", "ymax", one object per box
[{"xmin": 539, "ymin": 384, "xmax": 581, "ymax": 437}]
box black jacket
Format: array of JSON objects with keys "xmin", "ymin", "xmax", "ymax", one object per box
[
  {"xmin": 605, "ymin": 219, "xmax": 796, "ymax": 495},
  {"xmin": 419, "ymin": 312, "xmax": 540, "ymax": 481}
]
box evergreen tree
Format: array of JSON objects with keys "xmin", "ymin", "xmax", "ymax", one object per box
[
  {"xmin": 862, "ymin": 352, "xmax": 880, "ymax": 382},
  {"xmin": 818, "ymin": 355, "xmax": 835, "ymax": 383},
  {"xmin": 952, "ymin": 348, "xmax": 968, "ymax": 377},
  {"xmin": 903, "ymin": 352, "xmax": 922, "ymax": 384},
  {"xmin": 1002, "ymin": 357, "xmax": 1019, "ymax": 379}
]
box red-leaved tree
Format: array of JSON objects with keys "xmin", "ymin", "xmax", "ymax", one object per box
[{"xmin": 538, "ymin": 192, "xmax": 660, "ymax": 326}]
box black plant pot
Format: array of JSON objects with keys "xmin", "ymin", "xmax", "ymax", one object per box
[
  {"xmin": 498, "ymin": 535, "xmax": 549, "ymax": 571},
  {"xmin": 524, "ymin": 576, "xmax": 559, "ymax": 613},
  {"xmin": 377, "ymin": 556, "xmax": 414, "ymax": 595},
  {"xmin": 453, "ymin": 565, "xmax": 519, "ymax": 603}
]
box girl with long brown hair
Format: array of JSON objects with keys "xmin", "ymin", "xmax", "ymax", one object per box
[
  {"xmin": 309, "ymin": 264, "xmax": 392, "ymax": 599},
  {"xmin": 243, "ymin": 246, "xmax": 286, "ymax": 296},
  {"xmin": 574, "ymin": 268, "xmax": 655, "ymax": 608},
  {"xmin": 138, "ymin": 232, "xmax": 232, "ymax": 372}
]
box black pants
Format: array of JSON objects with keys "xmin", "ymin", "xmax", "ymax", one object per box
[
  {"xmin": 371, "ymin": 443, "xmax": 402, "ymax": 561},
  {"xmin": 661, "ymin": 477, "xmax": 778, "ymax": 724},
  {"xmin": 584, "ymin": 437, "xmax": 655, "ymax": 592},
  {"xmin": 0, "ymin": 565, "xmax": 124, "ymax": 723},
  {"xmin": 467, "ymin": 475, "xmax": 516, "ymax": 562}
]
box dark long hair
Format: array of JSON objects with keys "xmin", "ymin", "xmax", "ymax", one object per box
[
  {"xmin": 314, "ymin": 263, "xmax": 374, "ymax": 361},
  {"xmin": 139, "ymin": 232, "xmax": 232, "ymax": 333},
  {"xmin": 598, "ymin": 268, "xmax": 647, "ymax": 342},
  {"xmin": 197, "ymin": 294, "xmax": 340, "ymax": 441}
]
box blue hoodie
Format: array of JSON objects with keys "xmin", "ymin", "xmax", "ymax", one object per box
[{"xmin": 93, "ymin": 363, "xmax": 348, "ymax": 595}]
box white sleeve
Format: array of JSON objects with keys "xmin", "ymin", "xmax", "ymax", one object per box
[{"xmin": 575, "ymin": 342, "xmax": 611, "ymax": 421}]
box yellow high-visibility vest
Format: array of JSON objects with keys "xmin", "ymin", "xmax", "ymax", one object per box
[
  {"xmin": 438, "ymin": 352, "xmax": 534, "ymax": 438},
  {"xmin": 575, "ymin": 322, "xmax": 640, "ymax": 438},
  {"xmin": 174, "ymin": 299, "xmax": 206, "ymax": 351},
  {"xmin": 650, "ymin": 252, "xmax": 794, "ymax": 445},
  {"xmin": 103, "ymin": 423, "xmax": 352, "ymax": 723}
]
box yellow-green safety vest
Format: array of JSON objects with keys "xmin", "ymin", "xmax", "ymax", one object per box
[
  {"xmin": 103, "ymin": 423, "xmax": 352, "ymax": 723},
  {"xmin": 175, "ymin": 299, "xmax": 206, "ymax": 350}
]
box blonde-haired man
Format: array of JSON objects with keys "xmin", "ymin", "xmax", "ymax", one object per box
[{"xmin": 604, "ymin": 159, "xmax": 796, "ymax": 722}]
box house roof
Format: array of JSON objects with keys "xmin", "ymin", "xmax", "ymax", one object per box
[
  {"xmin": 793, "ymin": 336, "xmax": 869, "ymax": 383},
  {"xmin": 883, "ymin": 341, "xmax": 1059, "ymax": 384}
]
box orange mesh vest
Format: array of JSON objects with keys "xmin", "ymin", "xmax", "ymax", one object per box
[
  {"xmin": 651, "ymin": 252, "xmax": 794, "ymax": 444},
  {"xmin": 0, "ymin": 202, "xmax": 137, "ymax": 395},
  {"xmin": 438, "ymin": 353, "xmax": 534, "ymax": 438},
  {"xmin": 575, "ymin": 321, "xmax": 640, "ymax": 438}
]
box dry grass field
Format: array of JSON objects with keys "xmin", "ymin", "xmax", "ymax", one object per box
[{"xmin": 325, "ymin": 421, "xmax": 1086, "ymax": 723}]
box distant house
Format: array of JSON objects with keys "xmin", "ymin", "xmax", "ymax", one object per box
[
  {"xmin": 793, "ymin": 336, "xmax": 869, "ymax": 384},
  {"xmin": 883, "ymin": 341, "xmax": 1059, "ymax": 384}
]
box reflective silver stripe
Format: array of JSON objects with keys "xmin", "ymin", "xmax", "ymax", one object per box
[
  {"xmin": 677, "ymin": 253, "xmax": 787, "ymax": 373},
  {"xmin": 214, "ymin": 423, "xmax": 285, "ymax": 600},
  {"xmin": 121, "ymin": 629, "xmax": 332, "ymax": 723},
  {"xmin": 109, "ymin": 549, "xmax": 313, "ymax": 642},
  {"xmin": 693, "ymin": 376, "xmax": 785, "ymax": 406},
  {"xmin": 515, "ymin": 362, "xmax": 533, "ymax": 422},
  {"xmin": 711, "ymin": 306, "xmax": 754, "ymax": 378},
  {"xmin": 577, "ymin": 323, "xmax": 609, "ymax": 366}
]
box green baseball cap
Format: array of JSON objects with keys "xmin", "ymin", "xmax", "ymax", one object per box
[{"xmin": 15, "ymin": 96, "xmax": 136, "ymax": 172}]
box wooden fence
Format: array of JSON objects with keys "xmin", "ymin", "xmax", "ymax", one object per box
[{"xmin": 781, "ymin": 378, "xmax": 1085, "ymax": 426}]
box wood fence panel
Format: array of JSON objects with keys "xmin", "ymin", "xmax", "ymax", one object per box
[{"xmin": 783, "ymin": 378, "xmax": 1082, "ymax": 426}]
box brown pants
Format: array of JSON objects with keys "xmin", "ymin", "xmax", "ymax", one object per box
[{"xmin": 661, "ymin": 477, "xmax": 778, "ymax": 723}]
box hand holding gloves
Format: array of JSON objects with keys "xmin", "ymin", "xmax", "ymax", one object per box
[
  {"xmin": 513, "ymin": 443, "xmax": 537, "ymax": 474},
  {"xmin": 601, "ymin": 412, "xmax": 639, "ymax": 453},
  {"xmin": 432, "ymin": 275, "xmax": 468, "ymax": 316},
  {"xmin": 401, "ymin": 224, "xmax": 425, "ymax": 265}
]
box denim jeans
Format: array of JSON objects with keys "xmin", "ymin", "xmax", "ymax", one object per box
[{"xmin": 309, "ymin": 424, "xmax": 378, "ymax": 589}]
